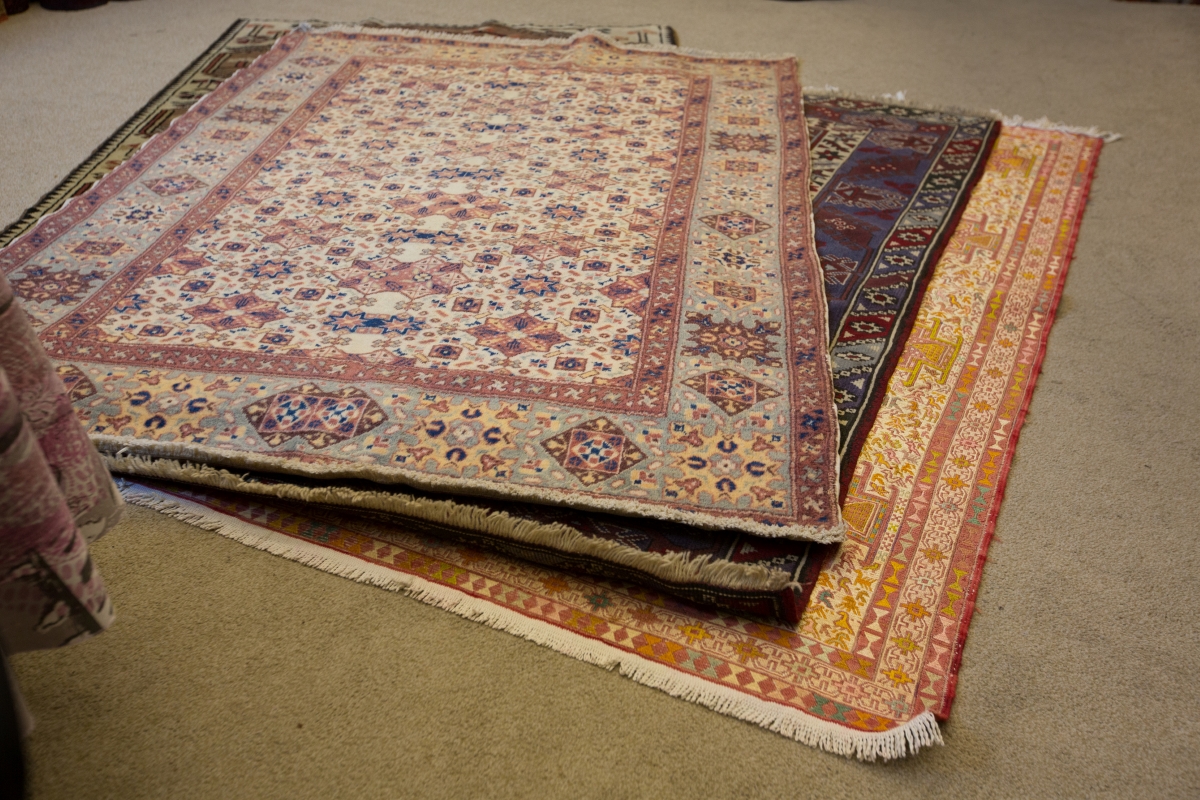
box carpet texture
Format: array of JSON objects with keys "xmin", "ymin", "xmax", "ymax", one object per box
[
  {"xmin": 4, "ymin": 0, "xmax": 1200, "ymax": 796},
  {"xmin": 2, "ymin": 24, "xmax": 845, "ymax": 540}
]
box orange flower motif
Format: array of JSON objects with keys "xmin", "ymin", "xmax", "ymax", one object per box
[
  {"xmin": 629, "ymin": 605, "xmax": 662, "ymax": 626},
  {"xmin": 881, "ymin": 667, "xmax": 913, "ymax": 687},
  {"xmin": 541, "ymin": 576, "xmax": 571, "ymax": 595},
  {"xmin": 730, "ymin": 639, "xmax": 765, "ymax": 665},
  {"xmin": 677, "ymin": 623, "xmax": 712, "ymax": 646},
  {"xmin": 943, "ymin": 475, "xmax": 968, "ymax": 490},
  {"xmin": 902, "ymin": 600, "xmax": 930, "ymax": 619}
]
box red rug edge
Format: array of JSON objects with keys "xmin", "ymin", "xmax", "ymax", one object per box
[{"xmin": 933, "ymin": 133, "xmax": 1107, "ymax": 722}]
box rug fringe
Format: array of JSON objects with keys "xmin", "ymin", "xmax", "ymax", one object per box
[
  {"xmin": 104, "ymin": 454, "xmax": 792, "ymax": 593},
  {"xmin": 119, "ymin": 482, "xmax": 942, "ymax": 761},
  {"xmin": 992, "ymin": 112, "xmax": 1122, "ymax": 143}
]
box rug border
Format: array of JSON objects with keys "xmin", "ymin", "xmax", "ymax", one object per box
[
  {"xmin": 119, "ymin": 480, "xmax": 942, "ymax": 761},
  {"xmin": 0, "ymin": 19, "xmax": 251, "ymax": 249},
  {"xmin": 935, "ymin": 131, "xmax": 1105, "ymax": 719},
  {"xmin": 835, "ymin": 115, "xmax": 1003, "ymax": 498}
]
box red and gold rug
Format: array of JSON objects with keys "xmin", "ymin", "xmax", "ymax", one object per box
[
  {"xmin": 1, "ymin": 25, "xmax": 844, "ymax": 540},
  {"xmin": 122, "ymin": 124, "xmax": 1104, "ymax": 758}
]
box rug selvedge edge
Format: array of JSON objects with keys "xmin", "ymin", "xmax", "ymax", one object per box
[{"xmin": 933, "ymin": 131, "xmax": 1105, "ymax": 720}]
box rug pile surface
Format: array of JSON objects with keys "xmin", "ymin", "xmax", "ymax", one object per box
[
  {"xmin": 99, "ymin": 81, "xmax": 1000, "ymax": 622},
  {"xmin": 0, "ymin": 19, "xmax": 1105, "ymax": 759},
  {"xmin": 3, "ymin": 25, "xmax": 845, "ymax": 540}
]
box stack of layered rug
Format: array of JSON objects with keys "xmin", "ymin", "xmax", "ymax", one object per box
[{"xmin": 0, "ymin": 19, "xmax": 1106, "ymax": 759}]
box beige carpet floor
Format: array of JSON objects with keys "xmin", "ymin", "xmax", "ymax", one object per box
[{"xmin": 3, "ymin": 1, "xmax": 1199, "ymax": 797}]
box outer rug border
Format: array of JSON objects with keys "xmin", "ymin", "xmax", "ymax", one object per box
[{"xmin": 935, "ymin": 134, "xmax": 1103, "ymax": 718}]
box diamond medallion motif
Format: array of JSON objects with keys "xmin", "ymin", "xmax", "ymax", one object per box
[
  {"xmin": 471, "ymin": 313, "xmax": 566, "ymax": 357},
  {"xmin": 543, "ymin": 417, "xmax": 647, "ymax": 485},
  {"xmin": 699, "ymin": 211, "xmax": 771, "ymax": 240},
  {"xmin": 189, "ymin": 293, "xmax": 286, "ymax": 331},
  {"xmin": 243, "ymin": 384, "xmax": 387, "ymax": 448},
  {"xmin": 335, "ymin": 256, "xmax": 468, "ymax": 299},
  {"xmin": 682, "ymin": 369, "xmax": 781, "ymax": 415}
]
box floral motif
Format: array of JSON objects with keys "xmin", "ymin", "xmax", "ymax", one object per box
[{"xmin": 682, "ymin": 314, "xmax": 783, "ymax": 367}]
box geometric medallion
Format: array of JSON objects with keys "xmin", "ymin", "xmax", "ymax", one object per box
[
  {"xmin": 334, "ymin": 255, "xmax": 468, "ymax": 299},
  {"xmin": 682, "ymin": 369, "xmax": 781, "ymax": 415},
  {"xmin": 471, "ymin": 313, "xmax": 567, "ymax": 357},
  {"xmin": 682, "ymin": 313, "xmax": 783, "ymax": 368},
  {"xmin": 242, "ymin": 383, "xmax": 387, "ymax": 448},
  {"xmin": 189, "ymin": 293, "xmax": 287, "ymax": 331},
  {"xmin": 260, "ymin": 217, "xmax": 343, "ymax": 249},
  {"xmin": 699, "ymin": 211, "xmax": 771, "ymax": 241},
  {"xmin": 142, "ymin": 173, "xmax": 207, "ymax": 196},
  {"xmin": 9, "ymin": 267, "xmax": 106, "ymax": 305},
  {"xmin": 542, "ymin": 416, "xmax": 647, "ymax": 485}
]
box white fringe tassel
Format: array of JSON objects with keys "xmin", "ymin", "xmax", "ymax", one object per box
[
  {"xmin": 120, "ymin": 482, "xmax": 943, "ymax": 761},
  {"xmin": 993, "ymin": 112, "xmax": 1122, "ymax": 143}
]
